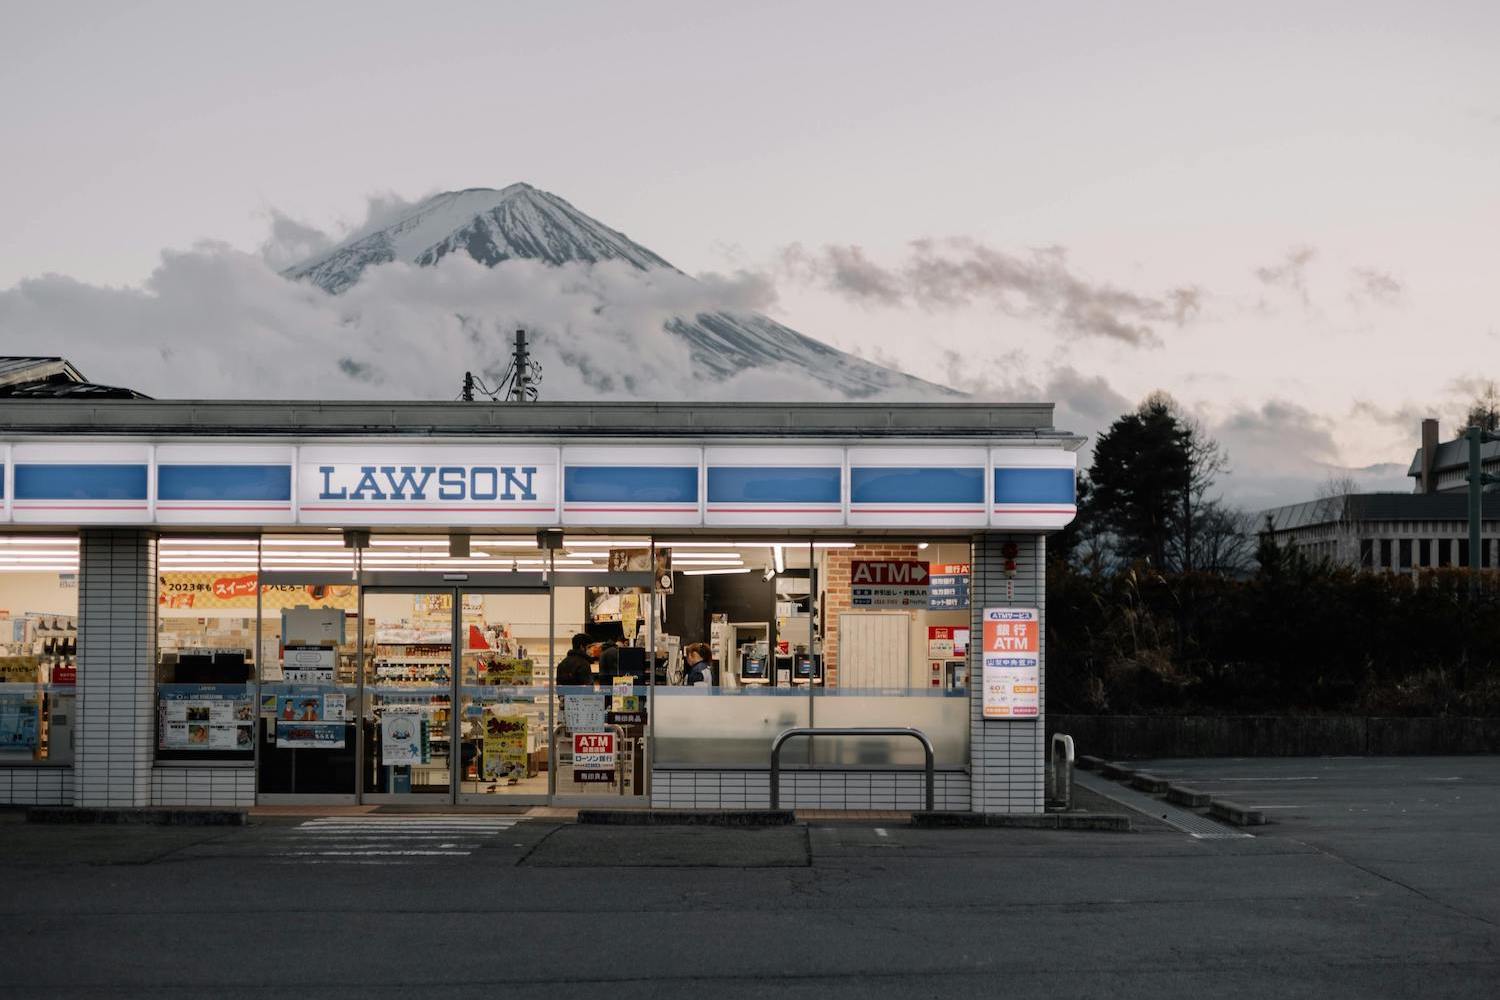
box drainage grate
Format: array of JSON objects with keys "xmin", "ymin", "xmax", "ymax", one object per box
[{"xmin": 1074, "ymin": 771, "xmax": 1251, "ymax": 840}]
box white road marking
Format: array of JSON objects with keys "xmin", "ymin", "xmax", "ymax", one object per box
[
  {"xmin": 270, "ymin": 815, "xmax": 524, "ymax": 864},
  {"xmin": 874, "ymin": 828, "xmax": 889, "ymax": 838}
]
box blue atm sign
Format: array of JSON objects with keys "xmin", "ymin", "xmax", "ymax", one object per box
[{"xmin": 928, "ymin": 562, "xmax": 970, "ymax": 610}]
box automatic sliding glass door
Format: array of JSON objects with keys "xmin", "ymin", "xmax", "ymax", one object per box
[
  {"xmin": 456, "ymin": 586, "xmax": 552, "ymax": 803},
  {"xmin": 362, "ymin": 588, "xmax": 457, "ymax": 800}
]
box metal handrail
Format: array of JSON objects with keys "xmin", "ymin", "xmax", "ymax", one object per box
[
  {"xmin": 770, "ymin": 727, "xmax": 935, "ymax": 811},
  {"xmin": 1050, "ymin": 733, "xmax": 1075, "ymax": 809}
]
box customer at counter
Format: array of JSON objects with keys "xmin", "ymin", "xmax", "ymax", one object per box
[{"xmin": 555, "ymin": 633, "xmax": 595, "ymax": 688}]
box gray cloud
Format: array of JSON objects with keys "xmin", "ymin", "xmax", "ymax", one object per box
[
  {"xmin": 1348, "ymin": 266, "xmax": 1403, "ymax": 307},
  {"xmin": 780, "ymin": 238, "xmax": 1200, "ymax": 347},
  {"xmin": 1253, "ymin": 245, "xmax": 1317, "ymax": 305},
  {"xmin": 258, "ymin": 211, "xmax": 335, "ymax": 272}
]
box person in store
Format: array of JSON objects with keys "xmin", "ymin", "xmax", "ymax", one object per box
[
  {"xmin": 683, "ymin": 642, "xmax": 715, "ymax": 688},
  {"xmin": 556, "ymin": 633, "xmax": 595, "ymax": 689}
]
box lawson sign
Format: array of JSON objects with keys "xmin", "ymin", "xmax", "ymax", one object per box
[
  {"xmin": 0, "ymin": 441, "xmax": 1077, "ymax": 530},
  {"xmin": 296, "ymin": 447, "xmax": 558, "ymax": 525}
]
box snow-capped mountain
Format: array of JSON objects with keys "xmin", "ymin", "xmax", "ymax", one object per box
[{"xmin": 286, "ymin": 183, "xmax": 955, "ymax": 397}]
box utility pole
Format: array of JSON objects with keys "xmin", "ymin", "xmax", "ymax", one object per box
[
  {"xmin": 1465, "ymin": 424, "xmax": 1500, "ymax": 594},
  {"xmin": 461, "ymin": 371, "xmax": 474, "ymax": 402},
  {"xmin": 511, "ymin": 329, "xmax": 530, "ymax": 402}
]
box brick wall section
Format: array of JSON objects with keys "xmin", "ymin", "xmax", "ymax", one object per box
[
  {"xmin": 969, "ymin": 533, "xmax": 1045, "ymax": 814},
  {"xmin": 75, "ymin": 530, "xmax": 157, "ymax": 808},
  {"xmin": 822, "ymin": 543, "xmax": 919, "ymax": 687},
  {"xmin": 651, "ymin": 768, "xmax": 971, "ymax": 810}
]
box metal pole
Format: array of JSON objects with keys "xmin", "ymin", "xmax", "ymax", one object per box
[
  {"xmin": 1470, "ymin": 426, "xmax": 1481, "ymax": 595},
  {"xmin": 546, "ymin": 546, "xmax": 556, "ymax": 800}
]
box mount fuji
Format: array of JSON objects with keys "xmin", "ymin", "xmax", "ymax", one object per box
[{"xmin": 285, "ymin": 183, "xmax": 956, "ymax": 398}]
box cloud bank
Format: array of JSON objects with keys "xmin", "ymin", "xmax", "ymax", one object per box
[
  {"xmin": 0, "ymin": 244, "xmax": 842, "ymax": 402},
  {"xmin": 780, "ymin": 238, "xmax": 1200, "ymax": 347}
]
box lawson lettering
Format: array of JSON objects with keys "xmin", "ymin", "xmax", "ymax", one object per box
[{"xmin": 317, "ymin": 465, "xmax": 538, "ymax": 502}]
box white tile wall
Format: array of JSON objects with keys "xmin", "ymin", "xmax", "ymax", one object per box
[
  {"xmin": 75, "ymin": 530, "xmax": 157, "ymax": 808},
  {"xmin": 0, "ymin": 767, "xmax": 75, "ymax": 805},
  {"xmin": 150, "ymin": 767, "xmax": 255, "ymax": 807},
  {"xmin": 969, "ymin": 534, "xmax": 1045, "ymax": 814},
  {"xmin": 650, "ymin": 768, "xmax": 972, "ymax": 811}
]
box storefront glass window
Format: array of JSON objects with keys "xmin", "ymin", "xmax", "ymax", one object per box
[
  {"xmin": 156, "ymin": 536, "xmax": 259, "ymax": 760},
  {"xmin": 0, "ymin": 536, "xmax": 79, "ymax": 764},
  {"xmin": 651, "ymin": 537, "xmax": 970, "ymax": 768}
]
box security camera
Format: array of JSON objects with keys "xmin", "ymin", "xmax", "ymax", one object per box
[{"xmin": 762, "ymin": 567, "xmax": 776, "ymax": 582}]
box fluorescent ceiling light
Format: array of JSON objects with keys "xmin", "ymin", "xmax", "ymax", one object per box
[
  {"xmin": 681, "ymin": 567, "xmax": 753, "ymax": 576},
  {"xmin": 773, "ymin": 545, "xmax": 785, "ymax": 574}
]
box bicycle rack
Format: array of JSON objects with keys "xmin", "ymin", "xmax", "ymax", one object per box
[{"xmin": 769, "ymin": 727, "xmax": 935, "ymax": 812}]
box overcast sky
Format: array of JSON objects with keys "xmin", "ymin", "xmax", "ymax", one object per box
[{"xmin": 2, "ymin": 1, "xmax": 1498, "ymax": 508}]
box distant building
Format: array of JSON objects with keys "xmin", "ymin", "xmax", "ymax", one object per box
[
  {"xmin": 1261, "ymin": 418, "xmax": 1500, "ymax": 573},
  {"xmin": 0, "ymin": 357, "xmax": 148, "ymax": 399}
]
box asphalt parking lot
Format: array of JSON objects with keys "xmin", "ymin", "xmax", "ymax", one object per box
[{"xmin": 0, "ymin": 756, "xmax": 1496, "ymax": 999}]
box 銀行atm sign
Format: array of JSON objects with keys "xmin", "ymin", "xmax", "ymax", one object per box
[
  {"xmin": 981, "ymin": 607, "xmax": 1040, "ymax": 719},
  {"xmin": 850, "ymin": 559, "xmax": 930, "ymax": 608}
]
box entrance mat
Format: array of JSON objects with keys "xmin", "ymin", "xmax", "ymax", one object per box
[{"xmin": 520, "ymin": 825, "xmax": 811, "ymax": 868}]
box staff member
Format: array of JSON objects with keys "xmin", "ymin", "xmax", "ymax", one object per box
[{"xmin": 683, "ymin": 643, "xmax": 715, "ymax": 688}]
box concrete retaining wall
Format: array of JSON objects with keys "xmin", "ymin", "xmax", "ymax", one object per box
[{"xmin": 1049, "ymin": 714, "xmax": 1500, "ymax": 758}]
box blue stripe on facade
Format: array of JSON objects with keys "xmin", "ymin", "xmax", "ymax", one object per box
[
  {"xmin": 14, "ymin": 464, "xmax": 148, "ymax": 500},
  {"xmin": 158, "ymin": 464, "xmax": 292, "ymax": 502},
  {"xmin": 994, "ymin": 467, "xmax": 1075, "ymax": 505},
  {"xmin": 564, "ymin": 466, "xmax": 698, "ymax": 504},
  {"xmin": 849, "ymin": 467, "xmax": 984, "ymax": 505},
  {"xmin": 707, "ymin": 466, "xmax": 841, "ymax": 504}
]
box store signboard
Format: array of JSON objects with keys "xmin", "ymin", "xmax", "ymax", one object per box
[
  {"xmin": 159, "ymin": 684, "xmax": 255, "ymax": 751},
  {"xmin": 850, "ymin": 559, "xmax": 929, "ymax": 608},
  {"xmin": 981, "ymin": 607, "xmax": 1040, "ymax": 719},
  {"xmin": 298, "ymin": 445, "xmax": 560, "ymax": 526},
  {"xmin": 573, "ymin": 732, "xmax": 616, "ymax": 782},
  {"xmin": 0, "ymin": 441, "xmax": 1080, "ymax": 531}
]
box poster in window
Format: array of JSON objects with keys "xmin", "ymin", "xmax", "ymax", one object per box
[{"xmin": 482, "ymin": 716, "xmax": 529, "ymax": 781}]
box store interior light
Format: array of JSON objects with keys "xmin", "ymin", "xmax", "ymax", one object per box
[
  {"xmin": 680, "ymin": 567, "xmax": 753, "ymax": 576},
  {"xmin": 772, "ymin": 545, "xmax": 785, "ymax": 574}
]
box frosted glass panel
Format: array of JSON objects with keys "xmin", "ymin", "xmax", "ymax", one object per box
[{"xmin": 654, "ymin": 689, "xmax": 811, "ymax": 765}]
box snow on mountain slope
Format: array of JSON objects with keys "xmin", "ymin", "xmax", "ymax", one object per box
[{"xmin": 286, "ymin": 184, "xmax": 956, "ymax": 398}]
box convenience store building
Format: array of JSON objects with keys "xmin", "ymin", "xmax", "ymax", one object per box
[{"xmin": 0, "ymin": 398, "xmax": 1078, "ymax": 813}]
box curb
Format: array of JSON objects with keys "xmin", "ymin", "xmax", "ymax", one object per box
[
  {"xmin": 1166, "ymin": 784, "xmax": 1212, "ymax": 808},
  {"xmin": 1208, "ymin": 799, "xmax": 1267, "ymax": 826},
  {"xmin": 1100, "ymin": 762, "xmax": 1135, "ymax": 782},
  {"xmin": 912, "ymin": 811, "xmax": 1131, "ymax": 832},
  {"xmin": 1077, "ymin": 755, "xmax": 1106, "ymax": 771},
  {"xmin": 1129, "ymin": 772, "xmax": 1169, "ymax": 794},
  {"xmin": 577, "ymin": 809, "xmax": 795, "ymax": 827},
  {"xmin": 26, "ymin": 807, "xmax": 247, "ymax": 826}
]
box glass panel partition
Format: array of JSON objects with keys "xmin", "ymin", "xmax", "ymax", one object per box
[{"xmin": 0, "ymin": 536, "xmax": 79, "ymax": 764}]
